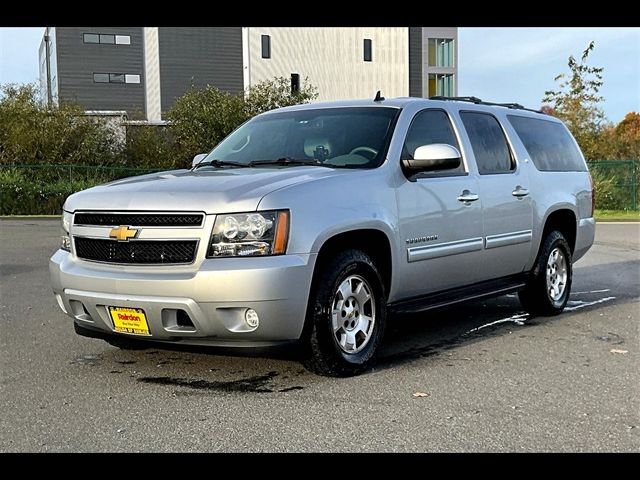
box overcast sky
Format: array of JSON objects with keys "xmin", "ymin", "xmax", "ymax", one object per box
[{"xmin": 1, "ymin": 27, "xmax": 638, "ymax": 122}]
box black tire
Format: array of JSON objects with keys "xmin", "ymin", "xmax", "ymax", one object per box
[
  {"xmin": 519, "ymin": 230, "xmax": 572, "ymax": 316},
  {"xmin": 303, "ymin": 249, "xmax": 387, "ymax": 377}
]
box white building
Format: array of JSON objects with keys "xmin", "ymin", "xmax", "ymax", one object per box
[{"xmin": 40, "ymin": 27, "xmax": 458, "ymax": 122}]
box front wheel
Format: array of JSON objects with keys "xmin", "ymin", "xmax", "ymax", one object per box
[
  {"xmin": 519, "ymin": 230, "xmax": 572, "ymax": 316},
  {"xmin": 303, "ymin": 249, "xmax": 387, "ymax": 377}
]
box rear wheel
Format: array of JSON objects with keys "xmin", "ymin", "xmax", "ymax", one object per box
[
  {"xmin": 519, "ymin": 230, "xmax": 572, "ymax": 316},
  {"xmin": 303, "ymin": 249, "xmax": 387, "ymax": 377}
]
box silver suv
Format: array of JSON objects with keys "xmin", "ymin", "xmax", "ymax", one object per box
[{"xmin": 50, "ymin": 96, "xmax": 595, "ymax": 376}]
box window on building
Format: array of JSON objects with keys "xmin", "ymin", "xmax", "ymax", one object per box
[
  {"xmin": 93, "ymin": 73, "xmax": 109, "ymax": 83},
  {"xmin": 460, "ymin": 112, "xmax": 514, "ymax": 174},
  {"xmin": 364, "ymin": 39, "xmax": 372, "ymax": 62},
  {"xmin": 428, "ymin": 38, "xmax": 454, "ymax": 67},
  {"xmin": 99, "ymin": 34, "xmax": 115, "ymax": 44},
  {"xmin": 428, "ymin": 74, "xmax": 454, "ymax": 97},
  {"xmin": 115, "ymin": 35, "xmax": 131, "ymax": 45},
  {"xmin": 261, "ymin": 35, "xmax": 271, "ymax": 59},
  {"xmin": 83, "ymin": 33, "xmax": 99, "ymax": 44},
  {"xmin": 291, "ymin": 73, "xmax": 300, "ymax": 94},
  {"xmin": 84, "ymin": 33, "xmax": 130, "ymax": 45},
  {"xmin": 109, "ymin": 73, "xmax": 125, "ymax": 83},
  {"xmin": 95, "ymin": 73, "xmax": 140, "ymax": 84},
  {"xmin": 403, "ymin": 109, "xmax": 464, "ymax": 175}
]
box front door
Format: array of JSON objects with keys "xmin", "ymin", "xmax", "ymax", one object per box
[
  {"xmin": 458, "ymin": 111, "xmax": 533, "ymax": 280},
  {"xmin": 395, "ymin": 109, "xmax": 485, "ymax": 299}
]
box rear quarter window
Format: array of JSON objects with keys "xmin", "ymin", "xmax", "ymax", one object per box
[{"xmin": 507, "ymin": 115, "xmax": 586, "ymax": 172}]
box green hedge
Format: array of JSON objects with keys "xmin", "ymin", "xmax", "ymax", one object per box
[{"xmin": 0, "ymin": 180, "xmax": 98, "ymax": 215}]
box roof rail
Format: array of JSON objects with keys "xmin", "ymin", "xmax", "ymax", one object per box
[{"xmin": 429, "ymin": 96, "xmax": 544, "ymax": 114}]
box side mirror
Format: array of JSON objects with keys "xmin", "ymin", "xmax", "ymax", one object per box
[
  {"xmin": 402, "ymin": 143, "xmax": 461, "ymax": 174},
  {"xmin": 192, "ymin": 153, "xmax": 208, "ymax": 168}
]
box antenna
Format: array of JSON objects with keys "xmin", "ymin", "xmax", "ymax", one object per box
[{"xmin": 374, "ymin": 91, "xmax": 385, "ymax": 102}]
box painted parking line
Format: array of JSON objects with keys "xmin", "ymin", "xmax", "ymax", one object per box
[{"xmin": 465, "ymin": 295, "xmax": 616, "ymax": 335}]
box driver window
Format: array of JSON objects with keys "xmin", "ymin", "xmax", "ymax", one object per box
[{"xmin": 403, "ymin": 109, "xmax": 465, "ymax": 175}]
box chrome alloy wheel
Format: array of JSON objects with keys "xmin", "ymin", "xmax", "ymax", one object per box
[
  {"xmin": 331, "ymin": 274, "xmax": 376, "ymax": 354},
  {"xmin": 546, "ymin": 247, "xmax": 568, "ymax": 302}
]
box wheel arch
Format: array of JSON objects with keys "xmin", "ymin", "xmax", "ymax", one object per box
[
  {"xmin": 540, "ymin": 207, "xmax": 578, "ymax": 254},
  {"xmin": 311, "ymin": 228, "xmax": 393, "ymax": 298}
]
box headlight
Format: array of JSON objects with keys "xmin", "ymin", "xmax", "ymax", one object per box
[
  {"xmin": 208, "ymin": 210, "xmax": 289, "ymax": 257},
  {"xmin": 61, "ymin": 210, "xmax": 72, "ymax": 252},
  {"xmin": 62, "ymin": 210, "xmax": 72, "ymax": 233}
]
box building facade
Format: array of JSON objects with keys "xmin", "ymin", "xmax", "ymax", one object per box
[{"xmin": 39, "ymin": 27, "xmax": 458, "ymax": 121}]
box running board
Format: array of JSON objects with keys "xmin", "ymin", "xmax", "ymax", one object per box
[{"xmin": 388, "ymin": 274, "xmax": 528, "ymax": 316}]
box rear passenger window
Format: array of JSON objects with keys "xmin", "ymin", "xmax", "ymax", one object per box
[
  {"xmin": 402, "ymin": 109, "xmax": 464, "ymax": 175},
  {"xmin": 507, "ymin": 115, "xmax": 586, "ymax": 172},
  {"xmin": 460, "ymin": 112, "xmax": 514, "ymax": 174}
]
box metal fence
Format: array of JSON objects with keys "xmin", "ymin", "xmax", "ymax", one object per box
[
  {"xmin": 0, "ymin": 163, "xmax": 165, "ymax": 183},
  {"xmin": 587, "ymin": 160, "xmax": 638, "ymax": 211},
  {"xmin": 1, "ymin": 160, "xmax": 638, "ymax": 211}
]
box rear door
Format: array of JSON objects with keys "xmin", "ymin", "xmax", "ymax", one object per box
[
  {"xmin": 395, "ymin": 109, "xmax": 484, "ymax": 299},
  {"xmin": 458, "ymin": 111, "xmax": 533, "ymax": 279}
]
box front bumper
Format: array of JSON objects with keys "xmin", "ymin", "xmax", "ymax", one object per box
[{"xmin": 49, "ymin": 250, "xmax": 316, "ymax": 347}]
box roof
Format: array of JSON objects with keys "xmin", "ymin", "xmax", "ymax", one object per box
[
  {"xmin": 270, "ymin": 97, "xmax": 419, "ymax": 113},
  {"xmin": 265, "ymin": 96, "xmax": 552, "ymax": 120}
]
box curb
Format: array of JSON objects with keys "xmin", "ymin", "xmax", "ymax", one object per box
[{"xmin": 0, "ymin": 215, "xmax": 61, "ymax": 219}]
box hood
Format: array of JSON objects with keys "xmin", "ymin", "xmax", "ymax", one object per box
[{"xmin": 64, "ymin": 167, "xmax": 349, "ymax": 214}]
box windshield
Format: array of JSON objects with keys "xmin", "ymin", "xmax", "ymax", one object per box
[{"xmin": 203, "ymin": 107, "xmax": 400, "ymax": 168}]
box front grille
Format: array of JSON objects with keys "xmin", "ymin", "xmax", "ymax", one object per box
[
  {"xmin": 74, "ymin": 238, "xmax": 198, "ymax": 264},
  {"xmin": 74, "ymin": 213, "xmax": 203, "ymax": 227}
]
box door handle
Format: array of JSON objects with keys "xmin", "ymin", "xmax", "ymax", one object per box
[
  {"xmin": 512, "ymin": 186, "xmax": 530, "ymax": 198},
  {"xmin": 457, "ymin": 190, "xmax": 479, "ymax": 204}
]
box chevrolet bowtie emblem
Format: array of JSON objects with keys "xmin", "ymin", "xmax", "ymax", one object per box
[{"xmin": 109, "ymin": 225, "xmax": 138, "ymax": 242}]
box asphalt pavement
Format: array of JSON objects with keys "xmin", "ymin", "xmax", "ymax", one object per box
[{"xmin": 0, "ymin": 219, "xmax": 638, "ymax": 452}]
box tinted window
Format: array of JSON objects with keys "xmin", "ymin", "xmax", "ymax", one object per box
[
  {"xmin": 508, "ymin": 115, "xmax": 586, "ymax": 172},
  {"xmin": 261, "ymin": 35, "xmax": 270, "ymax": 59},
  {"xmin": 205, "ymin": 107, "xmax": 399, "ymax": 169},
  {"xmin": 460, "ymin": 112, "xmax": 513, "ymax": 174},
  {"xmin": 364, "ymin": 39, "xmax": 372, "ymax": 62},
  {"xmin": 402, "ymin": 109, "xmax": 463, "ymax": 174},
  {"xmin": 99, "ymin": 34, "xmax": 115, "ymax": 44},
  {"xmin": 115, "ymin": 35, "xmax": 131, "ymax": 45},
  {"xmin": 83, "ymin": 33, "xmax": 99, "ymax": 44},
  {"xmin": 93, "ymin": 73, "xmax": 109, "ymax": 83},
  {"xmin": 109, "ymin": 73, "xmax": 125, "ymax": 83},
  {"xmin": 290, "ymin": 73, "xmax": 300, "ymax": 94},
  {"xmin": 125, "ymin": 74, "xmax": 141, "ymax": 84}
]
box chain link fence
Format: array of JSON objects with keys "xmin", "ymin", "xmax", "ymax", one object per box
[
  {"xmin": 587, "ymin": 160, "xmax": 638, "ymax": 211},
  {"xmin": 0, "ymin": 163, "xmax": 164, "ymax": 183},
  {"xmin": 0, "ymin": 164, "xmax": 167, "ymax": 215},
  {"xmin": 1, "ymin": 161, "xmax": 638, "ymax": 215}
]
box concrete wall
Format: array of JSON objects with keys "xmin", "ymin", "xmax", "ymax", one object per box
[{"xmin": 246, "ymin": 27, "xmax": 409, "ymax": 101}]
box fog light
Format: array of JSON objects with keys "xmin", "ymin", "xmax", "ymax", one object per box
[
  {"xmin": 61, "ymin": 235, "xmax": 71, "ymax": 252},
  {"xmin": 245, "ymin": 308, "xmax": 259, "ymax": 328}
]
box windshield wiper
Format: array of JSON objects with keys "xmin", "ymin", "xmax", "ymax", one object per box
[
  {"xmin": 248, "ymin": 157, "xmax": 331, "ymax": 167},
  {"xmin": 192, "ymin": 159, "xmax": 248, "ymax": 170}
]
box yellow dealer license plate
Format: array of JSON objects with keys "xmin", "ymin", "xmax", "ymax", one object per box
[{"xmin": 109, "ymin": 307, "xmax": 150, "ymax": 336}]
